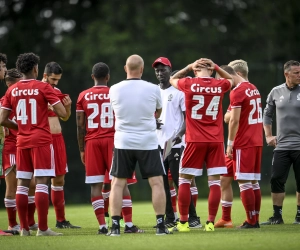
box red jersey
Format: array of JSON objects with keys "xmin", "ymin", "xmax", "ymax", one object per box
[
  {"xmin": 230, "ymin": 81, "xmax": 263, "ymax": 148},
  {"xmin": 178, "ymin": 77, "xmax": 231, "ymax": 142},
  {"xmin": 0, "ymin": 96, "xmax": 17, "ymax": 153},
  {"xmin": 1, "ymin": 79, "xmax": 61, "ymax": 149},
  {"xmin": 48, "ymin": 87, "xmax": 68, "ymax": 117},
  {"xmin": 76, "ymin": 86, "xmax": 115, "ymax": 141}
]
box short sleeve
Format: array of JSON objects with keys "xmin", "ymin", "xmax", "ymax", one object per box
[
  {"xmin": 43, "ymin": 83, "xmax": 61, "ymax": 106},
  {"xmin": 156, "ymin": 86, "xmax": 162, "ymax": 109},
  {"xmin": 230, "ymin": 89, "xmax": 243, "ymax": 109},
  {"xmin": 177, "ymin": 78, "xmax": 189, "ymax": 92},
  {"xmin": 76, "ymin": 93, "xmax": 84, "ymax": 112}
]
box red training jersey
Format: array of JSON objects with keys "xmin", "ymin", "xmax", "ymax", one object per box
[
  {"xmin": 1, "ymin": 79, "xmax": 61, "ymax": 149},
  {"xmin": 0, "ymin": 96, "xmax": 17, "ymax": 153},
  {"xmin": 230, "ymin": 81, "xmax": 263, "ymax": 148},
  {"xmin": 178, "ymin": 77, "xmax": 231, "ymax": 142},
  {"xmin": 48, "ymin": 87, "xmax": 68, "ymax": 117},
  {"xmin": 76, "ymin": 86, "xmax": 115, "ymax": 141}
]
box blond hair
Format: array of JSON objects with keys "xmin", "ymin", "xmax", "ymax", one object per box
[{"xmin": 228, "ymin": 59, "xmax": 248, "ymax": 79}]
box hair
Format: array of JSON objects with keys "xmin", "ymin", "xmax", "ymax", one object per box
[
  {"xmin": 16, "ymin": 52, "xmax": 40, "ymax": 74},
  {"xmin": 0, "ymin": 53, "xmax": 7, "ymax": 64},
  {"xmin": 221, "ymin": 65, "xmax": 237, "ymax": 75},
  {"xmin": 44, "ymin": 62, "xmax": 63, "ymax": 75},
  {"xmin": 284, "ymin": 60, "xmax": 300, "ymax": 72},
  {"xmin": 228, "ymin": 59, "xmax": 248, "ymax": 78},
  {"xmin": 5, "ymin": 68, "xmax": 23, "ymax": 84},
  {"xmin": 92, "ymin": 62, "xmax": 110, "ymax": 79}
]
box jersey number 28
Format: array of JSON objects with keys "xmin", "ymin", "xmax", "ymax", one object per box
[{"xmin": 87, "ymin": 102, "xmax": 113, "ymax": 128}]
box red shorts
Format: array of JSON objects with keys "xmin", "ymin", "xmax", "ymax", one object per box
[
  {"xmin": 52, "ymin": 133, "xmax": 68, "ymax": 176},
  {"xmin": 2, "ymin": 153, "xmax": 16, "ymax": 176},
  {"xmin": 16, "ymin": 144, "xmax": 55, "ymax": 179},
  {"xmin": 85, "ymin": 138, "xmax": 114, "ymax": 184},
  {"xmin": 233, "ymin": 146, "xmax": 262, "ymax": 180},
  {"xmin": 222, "ymin": 155, "xmax": 234, "ymax": 178},
  {"xmin": 180, "ymin": 142, "xmax": 227, "ymax": 176},
  {"xmin": 104, "ymin": 170, "xmax": 137, "ymax": 185}
]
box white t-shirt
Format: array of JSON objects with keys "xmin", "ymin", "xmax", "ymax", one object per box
[
  {"xmin": 110, "ymin": 79, "xmax": 162, "ymax": 150},
  {"xmin": 156, "ymin": 85, "xmax": 186, "ymax": 149}
]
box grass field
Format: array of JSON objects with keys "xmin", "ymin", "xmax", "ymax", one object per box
[{"xmin": 0, "ymin": 195, "xmax": 299, "ymax": 250}]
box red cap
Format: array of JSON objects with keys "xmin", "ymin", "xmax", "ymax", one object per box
[{"xmin": 152, "ymin": 57, "xmax": 172, "ymax": 68}]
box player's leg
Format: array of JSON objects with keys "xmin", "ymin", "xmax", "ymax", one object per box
[
  {"xmin": 85, "ymin": 139, "xmax": 108, "ymax": 234},
  {"xmin": 215, "ymin": 155, "xmax": 234, "ymax": 228},
  {"xmin": 28, "ymin": 177, "xmax": 37, "ymax": 230},
  {"xmin": 291, "ymin": 150, "xmax": 300, "ymax": 224},
  {"xmin": 102, "ymin": 175, "xmax": 111, "ymax": 226},
  {"xmin": 204, "ymin": 142, "xmax": 227, "ymax": 231},
  {"xmin": 107, "ymin": 148, "xmax": 135, "ymax": 236},
  {"xmin": 252, "ymin": 146, "xmax": 262, "ymax": 225},
  {"xmin": 122, "ymin": 184, "xmax": 144, "ymax": 233},
  {"xmin": 138, "ymin": 149, "xmax": 169, "ymax": 235},
  {"xmin": 190, "ymin": 178, "xmax": 198, "ymax": 208},
  {"xmin": 16, "ymin": 147, "xmax": 34, "ymax": 236},
  {"xmin": 51, "ymin": 133, "xmax": 80, "ymax": 229},
  {"xmin": 33, "ymin": 144, "xmax": 62, "ymax": 236},
  {"xmin": 234, "ymin": 147, "xmax": 258, "ymax": 228},
  {"xmin": 169, "ymin": 179, "xmax": 178, "ymax": 221},
  {"xmin": 261, "ymin": 150, "xmax": 290, "ymax": 225}
]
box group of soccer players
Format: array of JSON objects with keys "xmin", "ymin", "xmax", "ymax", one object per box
[{"xmin": 0, "ymin": 49, "xmax": 294, "ymax": 236}]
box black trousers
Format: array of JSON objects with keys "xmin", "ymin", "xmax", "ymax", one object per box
[{"xmin": 161, "ymin": 146, "xmax": 198, "ymax": 221}]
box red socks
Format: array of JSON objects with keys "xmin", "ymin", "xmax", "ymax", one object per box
[{"xmin": 51, "ymin": 185, "xmax": 66, "ymax": 222}]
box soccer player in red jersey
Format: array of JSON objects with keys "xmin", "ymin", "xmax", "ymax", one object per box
[
  {"xmin": 0, "ymin": 52, "xmax": 67, "ymax": 236},
  {"xmin": 42, "ymin": 62, "xmax": 80, "ymax": 229},
  {"xmin": 224, "ymin": 65, "xmax": 263, "ymax": 228},
  {"xmin": 169, "ymin": 58, "xmax": 233, "ymax": 232}
]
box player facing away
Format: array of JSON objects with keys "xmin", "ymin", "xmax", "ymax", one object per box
[
  {"xmin": 215, "ymin": 59, "xmax": 254, "ymax": 228},
  {"xmin": 43, "ymin": 62, "xmax": 80, "ymax": 229},
  {"xmin": 0, "ymin": 52, "xmax": 67, "ymax": 236},
  {"xmin": 1, "ymin": 69, "xmax": 38, "ymax": 232},
  {"xmin": 224, "ymin": 65, "xmax": 263, "ymax": 228},
  {"xmin": 169, "ymin": 58, "xmax": 233, "ymax": 232}
]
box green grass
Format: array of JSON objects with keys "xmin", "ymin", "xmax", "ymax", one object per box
[{"xmin": 0, "ymin": 196, "xmax": 299, "ymax": 250}]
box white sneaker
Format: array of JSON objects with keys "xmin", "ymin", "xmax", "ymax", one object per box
[
  {"xmin": 36, "ymin": 228, "xmax": 63, "ymax": 236},
  {"xmin": 8, "ymin": 224, "xmax": 21, "ymax": 232},
  {"xmin": 20, "ymin": 228, "xmax": 31, "ymax": 236},
  {"xmin": 29, "ymin": 223, "xmax": 39, "ymax": 231}
]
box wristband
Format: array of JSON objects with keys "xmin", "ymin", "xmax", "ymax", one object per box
[
  {"xmin": 214, "ymin": 64, "xmax": 220, "ymax": 71},
  {"xmin": 227, "ymin": 140, "xmax": 233, "ymax": 146}
]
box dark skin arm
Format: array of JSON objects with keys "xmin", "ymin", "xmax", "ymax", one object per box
[
  {"xmin": 76, "ymin": 112, "xmax": 86, "ymax": 165},
  {"xmin": 0, "ymin": 109, "xmax": 18, "ymax": 130}
]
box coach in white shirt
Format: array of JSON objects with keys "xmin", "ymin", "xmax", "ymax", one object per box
[{"xmin": 108, "ymin": 54, "xmax": 170, "ymax": 236}]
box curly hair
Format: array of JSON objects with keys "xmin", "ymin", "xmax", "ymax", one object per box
[
  {"xmin": 228, "ymin": 59, "xmax": 248, "ymax": 79},
  {"xmin": 0, "ymin": 53, "xmax": 7, "ymax": 64},
  {"xmin": 16, "ymin": 52, "xmax": 40, "ymax": 74},
  {"xmin": 92, "ymin": 62, "xmax": 110, "ymax": 79},
  {"xmin": 44, "ymin": 61, "xmax": 63, "ymax": 75},
  {"xmin": 5, "ymin": 68, "xmax": 23, "ymax": 84}
]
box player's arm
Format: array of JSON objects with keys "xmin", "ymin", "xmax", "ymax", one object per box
[
  {"xmin": 60, "ymin": 95, "xmax": 72, "ymax": 121},
  {"xmin": 76, "ymin": 111, "xmax": 86, "ymax": 165},
  {"xmin": 226, "ymin": 107, "xmax": 241, "ymax": 159},
  {"xmin": 170, "ymin": 64, "xmax": 193, "ymax": 89},
  {"xmin": 224, "ymin": 111, "xmax": 231, "ymax": 124},
  {"xmin": 0, "ymin": 108, "xmax": 17, "ymax": 130},
  {"xmin": 263, "ymin": 99, "xmax": 276, "ymax": 147},
  {"xmin": 52, "ymin": 102, "xmax": 67, "ymax": 119}
]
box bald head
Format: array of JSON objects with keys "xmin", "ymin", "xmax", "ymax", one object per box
[{"xmin": 126, "ymin": 54, "xmax": 144, "ymax": 71}]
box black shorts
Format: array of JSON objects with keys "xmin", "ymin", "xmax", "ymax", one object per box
[
  {"xmin": 110, "ymin": 148, "xmax": 165, "ymax": 179},
  {"xmin": 272, "ymin": 150, "xmax": 300, "ymax": 192}
]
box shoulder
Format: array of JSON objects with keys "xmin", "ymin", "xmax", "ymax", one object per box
[
  {"xmin": 54, "ymin": 87, "xmax": 62, "ymax": 93},
  {"xmin": 270, "ymin": 83, "xmax": 286, "ymax": 93}
]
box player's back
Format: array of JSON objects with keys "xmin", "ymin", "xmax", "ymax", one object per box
[
  {"xmin": 178, "ymin": 77, "xmax": 231, "ymax": 142},
  {"xmin": 231, "ymin": 82, "xmax": 263, "ymax": 148},
  {"xmin": 76, "ymin": 86, "xmax": 114, "ymax": 140},
  {"xmin": 2, "ymin": 79, "xmax": 60, "ymax": 148}
]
